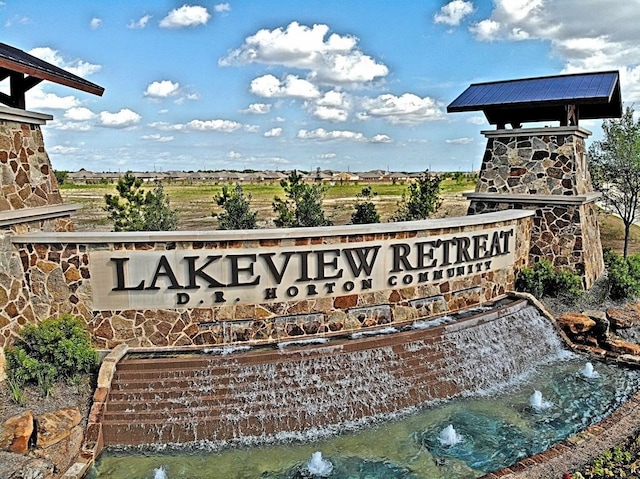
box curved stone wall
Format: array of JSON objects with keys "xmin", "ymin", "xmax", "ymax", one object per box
[{"xmin": 3, "ymin": 210, "xmax": 533, "ymax": 349}]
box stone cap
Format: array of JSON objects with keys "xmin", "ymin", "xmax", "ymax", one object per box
[
  {"xmin": 0, "ymin": 105, "xmax": 53, "ymax": 125},
  {"xmin": 11, "ymin": 210, "xmax": 535, "ymax": 244},
  {"xmin": 0, "ymin": 203, "xmax": 81, "ymax": 227},
  {"xmin": 464, "ymin": 192, "xmax": 601, "ymax": 205},
  {"xmin": 480, "ymin": 126, "xmax": 592, "ymax": 139}
]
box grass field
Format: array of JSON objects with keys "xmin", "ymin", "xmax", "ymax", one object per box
[
  {"xmin": 59, "ymin": 178, "xmax": 638, "ymax": 257},
  {"xmin": 60, "ymin": 178, "xmax": 475, "ymax": 231}
]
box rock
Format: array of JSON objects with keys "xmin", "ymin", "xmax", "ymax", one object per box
[
  {"xmin": 0, "ymin": 451, "xmax": 54, "ymax": 479},
  {"xmin": 32, "ymin": 425, "xmax": 83, "ymax": 476},
  {"xmin": 556, "ymin": 312, "xmax": 596, "ymax": 335},
  {"xmin": 606, "ymin": 306, "xmax": 640, "ymax": 329},
  {"xmin": 0, "ymin": 346, "xmax": 6, "ymax": 382},
  {"xmin": 583, "ymin": 310, "xmax": 610, "ymax": 341},
  {"xmin": 606, "ymin": 338, "xmax": 640, "ymax": 356},
  {"xmin": 35, "ymin": 407, "xmax": 81, "ymax": 448},
  {"xmin": 0, "ymin": 410, "xmax": 34, "ymax": 454}
]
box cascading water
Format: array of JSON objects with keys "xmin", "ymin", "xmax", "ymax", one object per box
[{"xmin": 91, "ymin": 302, "xmax": 640, "ymax": 479}]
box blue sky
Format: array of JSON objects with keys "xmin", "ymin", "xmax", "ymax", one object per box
[{"xmin": 1, "ymin": 1, "xmax": 638, "ymax": 173}]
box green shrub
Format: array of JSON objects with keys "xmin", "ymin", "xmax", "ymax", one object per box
[
  {"xmin": 603, "ymin": 248, "xmax": 640, "ymax": 300},
  {"xmin": 515, "ymin": 260, "xmax": 583, "ymax": 299},
  {"xmin": 6, "ymin": 314, "xmax": 97, "ymax": 396}
]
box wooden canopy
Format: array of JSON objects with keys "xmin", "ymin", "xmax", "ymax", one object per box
[
  {"xmin": 0, "ymin": 42, "xmax": 104, "ymax": 109},
  {"xmin": 447, "ymin": 71, "xmax": 622, "ymax": 128}
]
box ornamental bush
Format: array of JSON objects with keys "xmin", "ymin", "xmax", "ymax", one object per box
[
  {"xmin": 515, "ymin": 260, "xmax": 583, "ymax": 299},
  {"xmin": 6, "ymin": 314, "xmax": 97, "ymax": 396},
  {"xmin": 603, "ymin": 247, "xmax": 640, "ymax": 300}
]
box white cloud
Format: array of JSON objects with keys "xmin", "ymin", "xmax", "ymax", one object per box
[
  {"xmin": 28, "ymin": 47, "xmax": 101, "ymax": 77},
  {"xmin": 159, "ymin": 4, "xmax": 210, "ymax": 29},
  {"xmin": 64, "ymin": 107, "xmax": 95, "ymax": 121},
  {"xmin": 446, "ymin": 137, "xmax": 474, "ymax": 145},
  {"xmin": 186, "ymin": 119, "xmax": 243, "ymax": 132},
  {"xmin": 90, "ymin": 18, "xmax": 102, "ymax": 30},
  {"xmin": 220, "ymin": 22, "xmax": 389, "ymax": 86},
  {"xmin": 243, "ymin": 103, "xmax": 271, "ymax": 114},
  {"xmin": 264, "ymin": 127, "xmax": 282, "ymax": 137},
  {"xmin": 144, "ymin": 80, "xmax": 181, "ymax": 98},
  {"xmin": 370, "ymin": 134, "xmax": 392, "ymax": 143},
  {"xmin": 148, "ymin": 121, "xmax": 187, "ymax": 131},
  {"xmin": 214, "ymin": 3, "xmax": 230, "ymax": 13},
  {"xmin": 228, "ymin": 150, "xmax": 242, "ymax": 158},
  {"xmin": 310, "ymin": 90, "xmax": 351, "ymax": 122},
  {"xmin": 26, "ymin": 88, "xmax": 81, "ymax": 110},
  {"xmin": 297, "ymin": 128, "xmax": 366, "ymax": 141},
  {"xmin": 142, "ymin": 134, "xmax": 174, "ymax": 142},
  {"xmin": 97, "ymin": 109, "xmax": 141, "ymax": 128},
  {"xmin": 467, "ymin": 115, "xmax": 486, "ymax": 125},
  {"xmin": 359, "ymin": 93, "xmax": 445, "ymax": 124},
  {"xmin": 46, "ymin": 119, "xmax": 92, "ymax": 131},
  {"xmin": 469, "ymin": 19, "xmax": 501, "ymax": 41},
  {"xmin": 128, "ymin": 14, "xmax": 152, "ymax": 29},
  {"xmin": 250, "ymin": 74, "xmax": 320, "ymax": 99},
  {"xmin": 50, "ymin": 145, "xmax": 79, "ymax": 154},
  {"xmin": 434, "ymin": 1, "xmax": 474, "ymax": 26}
]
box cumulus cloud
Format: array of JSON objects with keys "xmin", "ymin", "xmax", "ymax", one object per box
[
  {"xmin": 228, "ymin": 150, "xmax": 242, "ymax": 159},
  {"xmin": 50, "ymin": 145, "xmax": 79, "ymax": 154},
  {"xmin": 446, "ymin": 137, "xmax": 474, "ymax": 145},
  {"xmin": 220, "ymin": 22, "xmax": 389, "ymax": 86},
  {"xmin": 264, "ymin": 127, "xmax": 282, "ymax": 137},
  {"xmin": 28, "ymin": 47, "xmax": 101, "ymax": 77},
  {"xmin": 370, "ymin": 134, "xmax": 392, "ymax": 143},
  {"xmin": 310, "ymin": 90, "xmax": 351, "ymax": 122},
  {"xmin": 250, "ymin": 74, "xmax": 320, "ymax": 99},
  {"xmin": 186, "ymin": 119, "xmax": 243, "ymax": 132},
  {"xmin": 297, "ymin": 128, "xmax": 366, "ymax": 141},
  {"xmin": 97, "ymin": 109, "xmax": 141, "ymax": 128},
  {"xmin": 159, "ymin": 4, "xmax": 210, "ymax": 28},
  {"xmin": 128, "ymin": 14, "xmax": 152, "ymax": 29},
  {"xmin": 434, "ymin": 1, "xmax": 474, "ymax": 26},
  {"xmin": 64, "ymin": 107, "xmax": 95, "ymax": 121},
  {"xmin": 358, "ymin": 93, "xmax": 445, "ymax": 124},
  {"xmin": 90, "ymin": 18, "xmax": 102, "ymax": 30},
  {"xmin": 214, "ymin": 3, "xmax": 230, "ymax": 13},
  {"xmin": 144, "ymin": 80, "xmax": 181, "ymax": 98},
  {"xmin": 243, "ymin": 103, "xmax": 271, "ymax": 114},
  {"xmin": 142, "ymin": 134, "xmax": 174, "ymax": 142},
  {"xmin": 468, "ymin": 0, "xmax": 640, "ymax": 100}
]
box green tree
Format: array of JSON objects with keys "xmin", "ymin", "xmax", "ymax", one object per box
[
  {"xmin": 351, "ymin": 186, "xmax": 380, "ymax": 224},
  {"xmin": 391, "ymin": 171, "xmax": 442, "ymax": 221},
  {"xmin": 104, "ymin": 172, "xmax": 178, "ymax": 231},
  {"xmin": 54, "ymin": 170, "xmax": 68, "ymax": 185},
  {"xmin": 213, "ymin": 183, "xmax": 257, "ymax": 230},
  {"xmin": 589, "ymin": 106, "xmax": 640, "ymax": 258},
  {"xmin": 273, "ymin": 170, "xmax": 332, "ymax": 227}
]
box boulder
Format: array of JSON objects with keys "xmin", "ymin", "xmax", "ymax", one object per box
[
  {"xmin": 35, "ymin": 407, "xmax": 82, "ymax": 448},
  {"xmin": 556, "ymin": 312, "xmax": 596, "ymax": 335},
  {"xmin": 0, "ymin": 410, "xmax": 34, "ymax": 454},
  {"xmin": 0, "ymin": 451, "xmax": 54, "ymax": 479},
  {"xmin": 583, "ymin": 310, "xmax": 610, "ymax": 341},
  {"xmin": 606, "ymin": 306, "xmax": 640, "ymax": 329},
  {"xmin": 606, "ymin": 338, "xmax": 640, "ymax": 356},
  {"xmin": 32, "ymin": 424, "xmax": 84, "ymax": 475}
]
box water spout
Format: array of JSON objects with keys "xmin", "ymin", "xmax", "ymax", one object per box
[
  {"xmin": 307, "ymin": 451, "xmax": 333, "ymax": 477},
  {"xmin": 529, "ymin": 390, "xmax": 552, "ymax": 411},
  {"xmin": 581, "ymin": 362, "xmax": 599, "ymax": 379},
  {"xmin": 153, "ymin": 466, "xmax": 168, "ymax": 479},
  {"xmin": 438, "ymin": 424, "xmax": 463, "ymax": 446}
]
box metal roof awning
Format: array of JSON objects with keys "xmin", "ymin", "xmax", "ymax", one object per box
[
  {"xmin": 0, "ymin": 42, "xmax": 104, "ymax": 109},
  {"xmin": 447, "ymin": 71, "xmax": 622, "ymax": 128}
]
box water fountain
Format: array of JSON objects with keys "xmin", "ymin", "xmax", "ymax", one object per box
[
  {"xmin": 438, "ymin": 424, "xmax": 463, "ymax": 446},
  {"xmin": 307, "ymin": 452, "xmax": 333, "ymax": 477},
  {"xmin": 153, "ymin": 466, "xmax": 168, "ymax": 479},
  {"xmin": 529, "ymin": 390, "xmax": 553, "ymax": 411},
  {"xmin": 581, "ymin": 362, "xmax": 600, "ymax": 379}
]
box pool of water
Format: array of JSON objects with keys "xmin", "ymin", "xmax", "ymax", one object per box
[{"xmin": 89, "ymin": 356, "xmax": 640, "ymax": 479}]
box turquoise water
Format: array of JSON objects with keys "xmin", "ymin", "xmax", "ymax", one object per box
[{"xmin": 90, "ymin": 356, "xmax": 640, "ymax": 479}]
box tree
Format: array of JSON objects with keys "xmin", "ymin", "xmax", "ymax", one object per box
[
  {"xmin": 213, "ymin": 183, "xmax": 257, "ymax": 230},
  {"xmin": 273, "ymin": 170, "xmax": 332, "ymax": 227},
  {"xmin": 589, "ymin": 106, "xmax": 640, "ymax": 258},
  {"xmin": 391, "ymin": 171, "xmax": 442, "ymax": 221},
  {"xmin": 54, "ymin": 170, "xmax": 68, "ymax": 185},
  {"xmin": 104, "ymin": 172, "xmax": 178, "ymax": 231},
  {"xmin": 351, "ymin": 186, "xmax": 380, "ymax": 224}
]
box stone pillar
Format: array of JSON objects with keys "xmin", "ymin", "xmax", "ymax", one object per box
[
  {"xmin": 0, "ymin": 107, "xmax": 80, "ymax": 349},
  {"xmin": 466, "ymin": 126, "xmax": 604, "ymax": 288}
]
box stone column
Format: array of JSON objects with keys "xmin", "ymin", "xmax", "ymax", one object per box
[{"xmin": 466, "ymin": 126, "xmax": 604, "ymax": 288}]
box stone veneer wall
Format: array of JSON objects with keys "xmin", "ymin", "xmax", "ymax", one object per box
[
  {"xmin": 467, "ymin": 127, "xmax": 604, "ymax": 287},
  {"xmin": 3, "ymin": 211, "xmax": 533, "ymax": 349}
]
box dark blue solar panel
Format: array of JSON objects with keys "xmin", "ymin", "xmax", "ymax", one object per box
[{"xmin": 448, "ymin": 71, "xmax": 619, "ymax": 111}]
